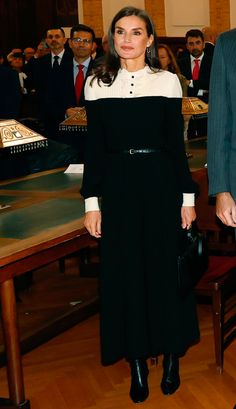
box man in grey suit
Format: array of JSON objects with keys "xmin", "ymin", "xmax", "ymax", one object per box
[{"xmin": 207, "ymin": 28, "xmax": 236, "ymax": 228}]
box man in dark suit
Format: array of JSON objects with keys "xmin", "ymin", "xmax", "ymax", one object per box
[
  {"xmin": 64, "ymin": 24, "xmax": 97, "ymax": 116},
  {"xmin": 59, "ymin": 24, "xmax": 97, "ymax": 157},
  {"xmin": 0, "ymin": 64, "xmax": 21, "ymax": 119},
  {"xmin": 178, "ymin": 29, "xmax": 213, "ymax": 137},
  {"xmin": 207, "ymin": 28, "xmax": 236, "ymax": 229},
  {"xmin": 33, "ymin": 27, "xmax": 73, "ymax": 140},
  {"xmin": 178, "ymin": 29, "xmax": 213, "ymax": 103}
]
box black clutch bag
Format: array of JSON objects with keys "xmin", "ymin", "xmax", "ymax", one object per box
[{"xmin": 177, "ymin": 225, "xmax": 208, "ymax": 298}]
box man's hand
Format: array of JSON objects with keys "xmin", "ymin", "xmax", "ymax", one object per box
[{"xmin": 216, "ymin": 192, "xmax": 236, "ymax": 227}]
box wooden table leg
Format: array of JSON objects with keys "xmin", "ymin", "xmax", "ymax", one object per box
[{"xmin": 0, "ymin": 279, "xmax": 30, "ymax": 408}]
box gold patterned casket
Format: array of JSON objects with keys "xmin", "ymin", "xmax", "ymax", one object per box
[
  {"xmin": 59, "ymin": 107, "xmax": 87, "ymax": 132},
  {"xmin": 0, "ymin": 119, "xmax": 47, "ymax": 154},
  {"xmin": 182, "ymin": 97, "xmax": 208, "ymax": 117}
]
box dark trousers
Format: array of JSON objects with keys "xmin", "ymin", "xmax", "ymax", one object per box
[{"xmin": 187, "ymin": 117, "xmax": 208, "ymax": 139}]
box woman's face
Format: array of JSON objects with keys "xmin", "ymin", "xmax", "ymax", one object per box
[
  {"xmin": 113, "ymin": 15, "xmax": 153, "ymax": 64},
  {"xmin": 158, "ymin": 47, "xmax": 170, "ymax": 70}
]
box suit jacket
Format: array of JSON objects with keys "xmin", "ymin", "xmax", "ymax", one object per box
[
  {"xmin": 178, "ymin": 54, "xmax": 213, "ymax": 102},
  {"xmin": 34, "ymin": 48, "xmax": 73, "ymax": 132},
  {"xmin": 54, "ymin": 58, "xmax": 97, "ymax": 153},
  {"xmin": 204, "ymin": 42, "xmax": 215, "ymax": 56},
  {"xmin": 62, "ymin": 57, "xmax": 97, "ymax": 110},
  {"xmin": 0, "ymin": 65, "xmax": 21, "ymax": 119},
  {"xmin": 207, "ymin": 28, "xmax": 236, "ymax": 198}
]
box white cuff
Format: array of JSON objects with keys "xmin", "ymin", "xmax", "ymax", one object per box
[
  {"xmin": 182, "ymin": 193, "xmax": 195, "ymax": 206},
  {"xmin": 85, "ymin": 197, "xmax": 100, "ymax": 212}
]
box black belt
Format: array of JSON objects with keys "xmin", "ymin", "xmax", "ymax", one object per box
[{"xmin": 108, "ymin": 148, "xmax": 162, "ymax": 155}]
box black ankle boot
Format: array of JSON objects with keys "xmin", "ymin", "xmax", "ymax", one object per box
[
  {"xmin": 129, "ymin": 359, "xmax": 149, "ymax": 403},
  {"xmin": 160, "ymin": 354, "xmax": 180, "ymax": 395}
]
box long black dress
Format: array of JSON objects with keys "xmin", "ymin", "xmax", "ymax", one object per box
[{"xmin": 81, "ymin": 66, "xmax": 200, "ymax": 365}]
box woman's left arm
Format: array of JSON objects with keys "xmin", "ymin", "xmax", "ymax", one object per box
[{"xmin": 181, "ymin": 206, "xmax": 196, "ymax": 229}]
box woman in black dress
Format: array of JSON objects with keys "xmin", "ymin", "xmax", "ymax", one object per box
[{"xmin": 81, "ymin": 6, "xmax": 199, "ymax": 404}]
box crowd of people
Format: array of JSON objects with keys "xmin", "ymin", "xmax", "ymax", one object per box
[
  {"xmin": 0, "ymin": 25, "xmax": 108, "ymax": 160},
  {"xmin": 0, "ymin": 21, "xmax": 216, "ymax": 149}
]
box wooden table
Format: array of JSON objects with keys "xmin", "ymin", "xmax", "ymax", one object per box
[{"xmin": 0, "ymin": 168, "xmax": 96, "ymax": 408}]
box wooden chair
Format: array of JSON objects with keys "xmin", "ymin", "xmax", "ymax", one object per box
[{"xmin": 192, "ymin": 168, "xmax": 236, "ymax": 372}]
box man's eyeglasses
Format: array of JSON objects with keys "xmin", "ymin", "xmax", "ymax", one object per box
[{"xmin": 71, "ymin": 38, "xmax": 92, "ymax": 45}]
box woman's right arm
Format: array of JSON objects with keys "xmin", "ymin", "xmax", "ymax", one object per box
[
  {"xmin": 84, "ymin": 211, "xmax": 102, "ymax": 238},
  {"xmin": 80, "ymin": 78, "xmax": 105, "ymax": 237}
]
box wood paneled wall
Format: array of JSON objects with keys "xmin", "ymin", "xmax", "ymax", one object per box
[
  {"xmin": 209, "ymin": 0, "xmax": 230, "ymax": 34},
  {"xmin": 145, "ymin": 0, "xmax": 166, "ymax": 35},
  {"xmin": 1, "ymin": 1, "xmax": 231, "ymax": 54},
  {"xmin": 82, "ymin": 0, "xmax": 103, "ymax": 37}
]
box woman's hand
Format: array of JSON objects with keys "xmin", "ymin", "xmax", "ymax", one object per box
[
  {"xmin": 181, "ymin": 206, "xmax": 196, "ymax": 229},
  {"xmin": 84, "ymin": 211, "xmax": 102, "ymax": 238}
]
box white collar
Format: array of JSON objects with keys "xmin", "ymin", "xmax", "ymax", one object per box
[
  {"xmin": 51, "ymin": 49, "xmax": 65, "ymax": 60},
  {"xmin": 73, "ymin": 56, "xmax": 91, "ymax": 69},
  {"xmin": 190, "ymin": 52, "xmax": 204, "ymax": 63},
  {"xmin": 119, "ymin": 65, "xmax": 152, "ymax": 78}
]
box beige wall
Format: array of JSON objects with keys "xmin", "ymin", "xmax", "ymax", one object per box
[
  {"xmin": 78, "ymin": 0, "xmax": 233, "ymax": 38},
  {"xmin": 165, "ymin": 0, "xmax": 210, "ymax": 36},
  {"xmin": 102, "ymin": 0, "xmax": 145, "ymax": 34}
]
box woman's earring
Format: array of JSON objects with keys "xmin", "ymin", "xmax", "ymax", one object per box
[{"xmin": 146, "ymin": 47, "xmax": 151, "ymax": 54}]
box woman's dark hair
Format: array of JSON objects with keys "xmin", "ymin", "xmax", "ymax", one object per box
[{"xmin": 91, "ymin": 6, "xmax": 159, "ymax": 86}]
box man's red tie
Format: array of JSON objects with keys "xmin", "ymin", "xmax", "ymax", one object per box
[
  {"xmin": 75, "ymin": 64, "xmax": 84, "ymax": 104},
  {"xmin": 192, "ymin": 59, "xmax": 200, "ymax": 80}
]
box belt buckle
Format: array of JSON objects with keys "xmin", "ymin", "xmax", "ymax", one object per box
[{"xmin": 129, "ymin": 149, "xmax": 135, "ymax": 155}]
